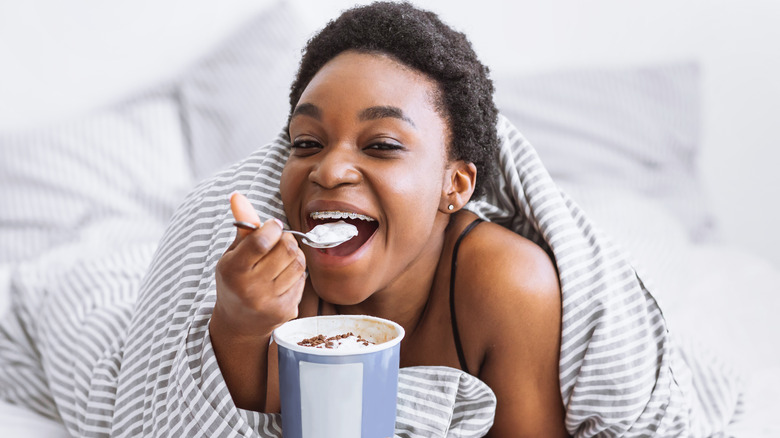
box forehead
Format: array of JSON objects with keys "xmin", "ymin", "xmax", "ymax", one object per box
[{"xmin": 297, "ymin": 51, "xmax": 441, "ymax": 116}]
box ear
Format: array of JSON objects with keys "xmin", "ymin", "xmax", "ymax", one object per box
[{"xmin": 440, "ymin": 161, "xmax": 477, "ymax": 213}]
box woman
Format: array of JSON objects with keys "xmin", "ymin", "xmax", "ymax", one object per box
[{"xmin": 210, "ymin": 2, "xmax": 569, "ymax": 436}]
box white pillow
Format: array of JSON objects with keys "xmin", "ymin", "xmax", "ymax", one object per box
[
  {"xmin": 0, "ymin": 88, "xmax": 192, "ymax": 264},
  {"xmin": 494, "ymin": 62, "xmax": 717, "ymax": 242},
  {"xmin": 177, "ymin": 0, "xmax": 306, "ymax": 181}
]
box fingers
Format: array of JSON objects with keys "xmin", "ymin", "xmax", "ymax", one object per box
[
  {"xmin": 221, "ymin": 190, "xmax": 304, "ymax": 295},
  {"xmin": 224, "ymin": 219, "xmax": 289, "ymax": 272},
  {"xmin": 225, "ymin": 191, "xmax": 287, "ymax": 254},
  {"xmin": 215, "ymin": 192, "xmax": 306, "ymax": 335},
  {"xmin": 270, "ymin": 249, "xmax": 307, "ymax": 296},
  {"xmin": 217, "ymin": 236, "xmax": 306, "ymax": 319},
  {"xmin": 251, "ymin": 233, "xmax": 304, "ymax": 288},
  {"xmin": 244, "ymin": 274, "xmax": 304, "ymax": 326},
  {"xmin": 276, "ymin": 275, "xmax": 306, "ymax": 321},
  {"xmin": 230, "ymin": 191, "xmax": 261, "ymax": 240}
]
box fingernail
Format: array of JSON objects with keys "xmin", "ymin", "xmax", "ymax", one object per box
[{"xmin": 274, "ymin": 218, "xmax": 285, "ymax": 229}]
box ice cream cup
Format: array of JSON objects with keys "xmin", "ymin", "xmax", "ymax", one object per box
[{"xmin": 273, "ymin": 315, "xmax": 405, "ymax": 438}]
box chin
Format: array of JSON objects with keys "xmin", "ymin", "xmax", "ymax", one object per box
[{"xmin": 309, "ymin": 271, "xmax": 374, "ymax": 307}]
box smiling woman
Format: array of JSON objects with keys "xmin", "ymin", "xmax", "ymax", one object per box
[
  {"xmin": 210, "ymin": 2, "xmax": 568, "ymax": 437},
  {"xmin": 0, "ymin": 1, "xmax": 750, "ymax": 437},
  {"xmin": 281, "ymin": 51, "xmax": 462, "ymax": 298},
  {"xmin": 202, "ymin": 2, "xmax": 746, "ymax": 438}
]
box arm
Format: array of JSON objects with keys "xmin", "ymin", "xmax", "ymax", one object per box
[
  {"xmin": 460, "ymin": 224, "xmax": 569, "ymax": 437},
  {"xmin": 210, "ymin": 192, "xmax": 306, "ymax": 411}
]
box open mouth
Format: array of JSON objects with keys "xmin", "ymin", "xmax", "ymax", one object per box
[{"xmin": 307, "ymin": 211, "xmax": 379, "ymax": 257}]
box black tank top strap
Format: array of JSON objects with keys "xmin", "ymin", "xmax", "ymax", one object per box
[
  {"xmin": 450, "ymin": 218, "xmax": 483, "ymax": 375},
  {"xmin": 317, "ymin": 296, "xmax": 324, "ymax": 316}
]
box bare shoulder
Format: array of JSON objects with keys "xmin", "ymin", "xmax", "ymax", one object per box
[
  {"xmin": 455, "ymin": 219, "xmax": 561, "ymax": 320},
  {"xmin": 451, "ymin": 215, "xmax": 567, "ymax": 435}
]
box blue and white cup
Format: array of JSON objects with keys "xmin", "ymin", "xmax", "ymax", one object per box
[{"xmin": 273, "ymin": 315, "xmax": 405, "ymax": 438}]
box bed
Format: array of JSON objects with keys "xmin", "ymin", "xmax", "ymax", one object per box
[{"xmin": 1, "ymin": 1, "xmax": 778, "ymax": 436}]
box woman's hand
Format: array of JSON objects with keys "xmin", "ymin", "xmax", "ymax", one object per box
[
  {"xmin": 209, "ymin": 192, "xmax": 306, "ymax": 411},
  {"xmin": 215, "ymin": 192, "xmax": 306, "ymax": 338}
]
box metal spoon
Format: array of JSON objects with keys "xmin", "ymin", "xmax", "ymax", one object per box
[{"xmin": 232, "ymin": 220, "xmax": 358, "ymax": 249}]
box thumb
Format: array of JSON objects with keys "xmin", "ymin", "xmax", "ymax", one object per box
[{"xmin": 230, "ymin": 191, "xmax": 261, "ymax": 239}]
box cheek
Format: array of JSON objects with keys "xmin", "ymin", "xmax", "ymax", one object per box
[
  {"xmin": 279, "ymin": 163, "xmax": 303, "ymax": 219},
  {"xmin": 279, "ymin": 168, "xmax": 290, "ymax": 204},
  {"xmin": 382, "ymin": 173, "xmax": 440, "ymax": 207},
  {"xmin": 378, "ymin": 155, "xmax": 445, "ymax": 224}
]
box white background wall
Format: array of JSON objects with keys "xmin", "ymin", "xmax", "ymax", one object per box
[{"xmin": 2, "ymin": 0, "xmax": 778, "ymax": 267}]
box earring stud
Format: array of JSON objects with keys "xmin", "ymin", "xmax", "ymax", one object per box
[{"xmin": 448, "ymin": 204, "xmax": 454, "ymax": 211}]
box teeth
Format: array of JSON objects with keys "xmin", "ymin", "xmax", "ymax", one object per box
[{"xmin": 310, "ymin": 211, "xmax": 376, "ymax": 222}]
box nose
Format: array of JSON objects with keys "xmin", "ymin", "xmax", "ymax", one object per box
[{"xmin": 308, "ymin": 145, "xmax": 362, "ymax": 189}]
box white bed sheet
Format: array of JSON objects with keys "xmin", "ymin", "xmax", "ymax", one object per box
[
  {"xmin": 0, "ymin": 400, "xmax": 70, "ymax": 438},
  {"xmin": 671, "ymin": 245, "xmax": 780, "ymax": 437}
]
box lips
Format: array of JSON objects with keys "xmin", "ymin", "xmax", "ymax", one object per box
[{"xmin": 306, "ymin": 208, "xmax": 379, "ymax": 257}]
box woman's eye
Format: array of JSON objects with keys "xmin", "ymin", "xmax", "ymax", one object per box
[
  {"xmin": 292, "ymin": 140, "xmax": 321, "ymax": 149},
  {"xmin": 365, "ymin": 142, "xmax": 404, "ymax": 152},
  {"xmin": 291, "ymin": 140, "xmax": 322, "ymax": 155}
]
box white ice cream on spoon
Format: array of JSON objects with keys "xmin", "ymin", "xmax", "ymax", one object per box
[
  {"xmin": 304, "ymin": 220, "xmax": 358, "ymax": 247},
  {"xmin": 231, "ymin": 220, "xmax": 358, "ymax": 248}
]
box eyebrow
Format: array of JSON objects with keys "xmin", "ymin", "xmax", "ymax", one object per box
[
  {"xmin": 359, "ymin": 106, "xmax": 416, "ymax": 127},
  {"xmin": 291, "ymin": 103, "xmax": 321, "ymax": 120},
  {"xmin": 291, "ymin": 103, "xmax": 416, "ymax": 128}
]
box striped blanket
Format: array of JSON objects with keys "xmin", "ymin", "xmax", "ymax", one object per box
[{"xmin": 0, "ymin": 115, "xmax": 742, "ymax": 436}]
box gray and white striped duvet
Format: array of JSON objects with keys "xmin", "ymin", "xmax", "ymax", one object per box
[{"xmin": 0, "ymin": 115, "xmax": 742, "ymax": 436}]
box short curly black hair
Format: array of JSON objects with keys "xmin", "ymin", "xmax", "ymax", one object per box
[{"xmin": 288, "ymin": 1, "xmax": 498, "ymax": 199}]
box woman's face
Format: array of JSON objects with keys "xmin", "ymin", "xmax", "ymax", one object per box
[{"xmin": 280, "ymin": 51, "xmax": 455, "ymax": 305}]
